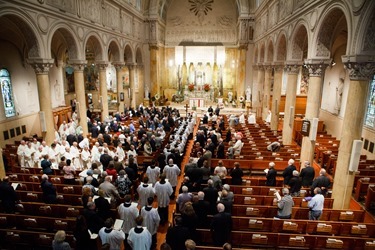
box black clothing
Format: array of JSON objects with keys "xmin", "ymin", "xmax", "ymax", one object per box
[
  {"xmin": 283, "ymin": 164, "xmax": 297, "ymax": 185},
  {"xmin": 216, "ymin": 143, "xmax": 225, "ymax": 159},
  {"xmin": 94, "ymin": 196, "xmax": 111, "ymax": 220},
  {"xmin": 203, "ymin": 186, "xmax": 219, "ymax": 214},
  {"xmin": 300, "ymin": 166, "xmax": 315, "ymax": 187},
  {"xmin": 210, "ymin": 211, "xmax": 232, "ymax": 246},
  {"xmin": 311, "ymin": 175, "xmax": 331, "ymax": 196},
  {"xmin": 230, "ymin": 167, "xmax": 244, "ymax": 185},
  {"xmin": 83, "ymin": 208, "xmax": 104, "ymax": 234},
  {"xmin": 193, "ymin": 199, "xmax": 210, "ymax": 227},
  {"xmin": 266, "ymin": 168, "xmax": 277, "ymax": 186},
  {"xmin": 289, "ymin": 176, "xmax": 302, "ymax": 195},
  {"xmin": 40, "ymin": 179, "xmax": 57, "ymax": 204},
  {"xmin": 166, "ymin": 225, "xmax": 191, "ymax": 250},
  {"xmin": 100, "ymin": 154, "xmax": 113, "ymax": 171},
  {"xmin": 0, "ymin": 181, "xmax": 17, "ymax": 213},
  {"xmin": 41, "ymin": 159, "xmax": 53, "ymax": 175}
]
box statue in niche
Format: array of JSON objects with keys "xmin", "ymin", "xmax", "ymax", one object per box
[
  {"xmin": 145, "ymin": 85, "xmax": 149, "ymax": 99},
  {"xmin": 228, "ymin": 91, "xmax": 233, "ymax": 102},
  {"xmin": 150, "ymin": 21, "xmax": 156, "ymax": 40},
  {"xmin": 246, "ymin": 86, "xmax": 251, "ymax": 101},
  {"xmin": 335, "ymin": 77, "xmax": 344, "ymax": 114}
]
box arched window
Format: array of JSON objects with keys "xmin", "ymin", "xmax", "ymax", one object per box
[
  {"xmin": 0, "ymin": 69, "xmax": 16, "ymax": 118},
  {"xmin": 365, "ymin": 75, "xmax": 375, "ymax": 129}
]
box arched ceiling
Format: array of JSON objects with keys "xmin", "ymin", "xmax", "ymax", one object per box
[{"xmin": 145, "ymin": 0, "xmax": 254, "ymax": 21}]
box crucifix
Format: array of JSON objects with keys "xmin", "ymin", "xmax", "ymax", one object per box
[{"xmin": 185, "ymin": 103, "xmax": 189, "ymax": 117}]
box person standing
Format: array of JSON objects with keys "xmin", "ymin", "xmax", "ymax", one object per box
[
  {"xmin": 146, "ymin": 160, "xmax": 160, "ymax": 186},
  {"xmin": 230, "ymin": 162, "xmax": 244, "ymax": 185},
  {"xmin": 266, "ymin": 162, "xmax": 277, "ymax": 186},
  {"xmin": 0, "ymin": 177, "xmax": 18, "ymax": 213},
  {"xmin": 99, "ymin": 218, "xmax": 125, "ymax": 250},
  {"xmin": 166, "ymin": 216, "xmax": 191, "ymax": 250},
  {"xmin": 137, "ymin": 177, "xmax": 155, "ymax": 208},
  {"xmin": 308, "ymin": 187, "xmax": 325, "ymax": 220},
  {"xmin": 210, "ymin": 203, "xmax": 232, "ymax": 246},
  {"xmin": 282, "ymin": 159, "xmax": 296, "ymax": 186},
  {"xmin": 275, "ymin": 188, "xmax": 294, "ymax": 219},
  {"xmin": 163, "ymin": 159, "xmax": 180, "ymax": 198},
  {"xmin": 300, "ymin": 161, "xmax": 315, "ymax": 187},
  {"xmin": 311, "ymin": 169, "xmax": 331, "ymax": 196},
  {"xmin": 40, "ymin": 174, "xmax": 57, "ymax": 204},
  {"xmin": 118, "ymin": 195, "xmax": 139, "ymax": 249},
  {"xmin": 140, "ymin": 197, "xmax": 160, "ymax": 250},
  {"xmin": 127, "ymin": 216, "xmax": 152, "ymax": 250},
  {"xmin": 289, "ymin": 170, "xmax": 302, "ymax": 197},
  {"xmin": 154, "ymin": 174, "xmax": 173, "ymax": 224}
]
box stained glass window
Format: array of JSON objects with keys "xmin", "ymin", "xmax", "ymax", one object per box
[
  {"xmin": 0, "ymin": 69, "xmax": 16, "ymax": 118},
  {"xmin": 365, "ymin": 75, "xmax": 375, "ymax": 128}
]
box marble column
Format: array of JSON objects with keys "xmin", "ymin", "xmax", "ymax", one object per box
[
  {"xmin": 262, "ymin": 65, "xmax": 272, "ymax": 120},
  {"xmin": 97, "ymin": 62, "xmax": 109, "ymax": 121},
  {"xmin": 300, "ymin": 60, "xmax": 329, "ymax": 165},
  {"xmin": 282, "ymin": 64, "xmax": 300, "ymax": 145},
  {"xmin": 149, "ymin": 46, "xmax": 159, "ymax": 97},
  {"xmin": 129, "ymin": 64, "xmax": 136, "ymax": 108},
  {"xmin": 332, "ymin": 59, "xmax": 375, "ymax": 209},
  {"xmin": 71, "ymin": 61, "xmax": 89, "ymax": 135},
  {"xmin": 253, "ymin": 65, "xmax": 265, "ymax": 118},
  {"xmin": 270, "ymin": 65, "xmax": 283, "ymax": 131},
  {"xmin": 114, "ymin": 62, "xmax": 125, "ymax": 113},
  {"xmin": 236, "ymin": 47, "xmax": 247, "ymax": 101},
  {"xmin": 29, "ymin": 59, "xmax": 55, "ymax": 144}
]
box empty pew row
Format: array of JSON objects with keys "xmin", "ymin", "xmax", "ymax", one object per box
[
  {"xmin": 16, "ymin": 190, "xmax": 83, "ymax": 206},
  {"xmin": 0, "ymin": 213, "xmax": 76, "ymax": 233},
  {"xmin": 202, "ymin": 215, "xmax": 375, "ymax": 238},
  {"xmin": 231, "ymin": 204, "xmax": 365, "ymax": 222},
  {"xmin": 196, "ymin": 229, "xmax": 375, "ymax": 250}
]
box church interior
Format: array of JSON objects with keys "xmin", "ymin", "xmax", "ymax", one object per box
[{"xmin": 0, "ymin": 0, "xmax": 375, "ymax": 249}]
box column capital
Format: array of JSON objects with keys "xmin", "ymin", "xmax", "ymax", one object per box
[
  {"xmin": 272, "ymin": 63, "xmax": 284, "ymax": 72},
  {"xmin": 127, "ymin": 63, "xmax": 137, "ymax": 70},
  {"xmin": 284, "ymin": 64, "xmax": 301, "ymax": 74},
  {"xmin": 113, "ymin": 62, "xmax": 125, "ymax": 70},
  {"xmin": 342, "ymin": 56, "xmax": 375, "ymax": 80},
  {"xmin": 149, "ymin": 44, "xmax": 159, "ymax": 50},
  {"xmin": 68, "ymin": 60, "xmax": 87, "ymax": 71},
  {"xmin": 304, "ymin": 59, "xmax": 331, "ymax": 77},
  {"xmin": 96, "ymin": 61, "xmax": 109, "ymax": 71},
  {"xmin": 27, "ymin": 58, "xmax": 54, "ymax": 74},
  {"xmin": 263, "ymin": 63, "xmax": 273, "ymax": 72}
]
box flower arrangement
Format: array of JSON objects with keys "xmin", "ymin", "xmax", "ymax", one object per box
[
  {"xmin": 204, "ymin": 84, "xmax": 210, "ymax": 92},
  {"xmin": 239, "ymin": 96, "xmax": 245, "ymax": 103},
  {"xmin": 188, "ymin": 84, "xmax": 195, "ymax": 91}
]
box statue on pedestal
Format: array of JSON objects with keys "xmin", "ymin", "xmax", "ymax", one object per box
[
  {"xmin": 246, "ymin": 86, "xmax": 251, "ymax": 101},
  {"xmin": 228, "ymin": 91, "xmax": 233, "ymax": 102}
]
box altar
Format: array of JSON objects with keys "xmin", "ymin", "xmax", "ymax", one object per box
[{"xmin": 189, "ymin": 97, "xmax": 205, "ymax": 108}]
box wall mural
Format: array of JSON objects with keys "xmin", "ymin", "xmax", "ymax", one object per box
[{"xmin": 189, "ymin": 0, "xmax": 214, "ymax": 25}]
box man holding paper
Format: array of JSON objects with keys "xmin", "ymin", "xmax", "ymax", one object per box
[{"xmin": 275, "ymin": 188, "xmax": 294, "ymax": 219}]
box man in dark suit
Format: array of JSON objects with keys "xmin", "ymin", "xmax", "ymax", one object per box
[
  {"xmin": 203, "ymin": 179, "xmax": 218, "ymax": 214},
  {"xmin": 166, "ymin": 216, "xmax": 191, "ymax": 250},
  {"xmin": 192, "ymin": 191, "xmax": 210, "ymax": 227},
  {"xmin": 216, "ymin": 138, "xmax": 225, "ymax": 159},
  {"xmin": 311, "ymin": 168, "xmax": 331, "ymax": 196},
  {"xmin": 100, "ymin": 148, "xmax": 113, "ymax": 171},
  {"xmin": 300, "ymin": 161, "xmax": 315, "ymax": 187},
  {"xmin": 282, "ymin": 159, "xmax": 297, "ymax": 186},
  {"xmin": 210, "ymin": 203, "xmax": 232, "ymax": 246}
]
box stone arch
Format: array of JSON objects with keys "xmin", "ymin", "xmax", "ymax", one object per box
[
  {"xmin": 48, "ymin": 24, "xmax": 81, "ymax": 63},
  {"xmin": 355, "ymin": 1, "xmax": 375, "ymax": 54},
  {"xmin": 84, "ymin": 33, "xmax": 105, "ymax": 62},
  {"xmin": 266, "ymin": 38, "xmax": 274, "ymax": 63},
  {"xmin": 289, "ymin": 22, "xmax": 308, "ymax": 61},
  {"xmin": 124, "ymin": 44, "xmax": 134, "ymax": 64},
  {"xmin": 107, "ymin": 38, "xmax": 121, "ymax": 62},
  {"xmin": 275, "ymin": 31, "xmax": 287, "ymax": 62},
  {"xmin": 0, "ymin": 10, "xmax": 43, "ymax": 59},
  {"xmin": 135, "ymin": 46, "xmax": 143, "ymax": 65},
  {"xmin": 313, "ymin": 4, "xmax": 350, "ymax": 58}
]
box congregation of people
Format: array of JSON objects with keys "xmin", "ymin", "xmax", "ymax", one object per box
[{"xmin": 0, "ymin": 104, "xmax": 334, "ymax": 250}]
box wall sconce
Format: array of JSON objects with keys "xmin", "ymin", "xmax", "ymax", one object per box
[{"xmin": 331, "ymin": 61, "xmax": 336, "ymax": 67}]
